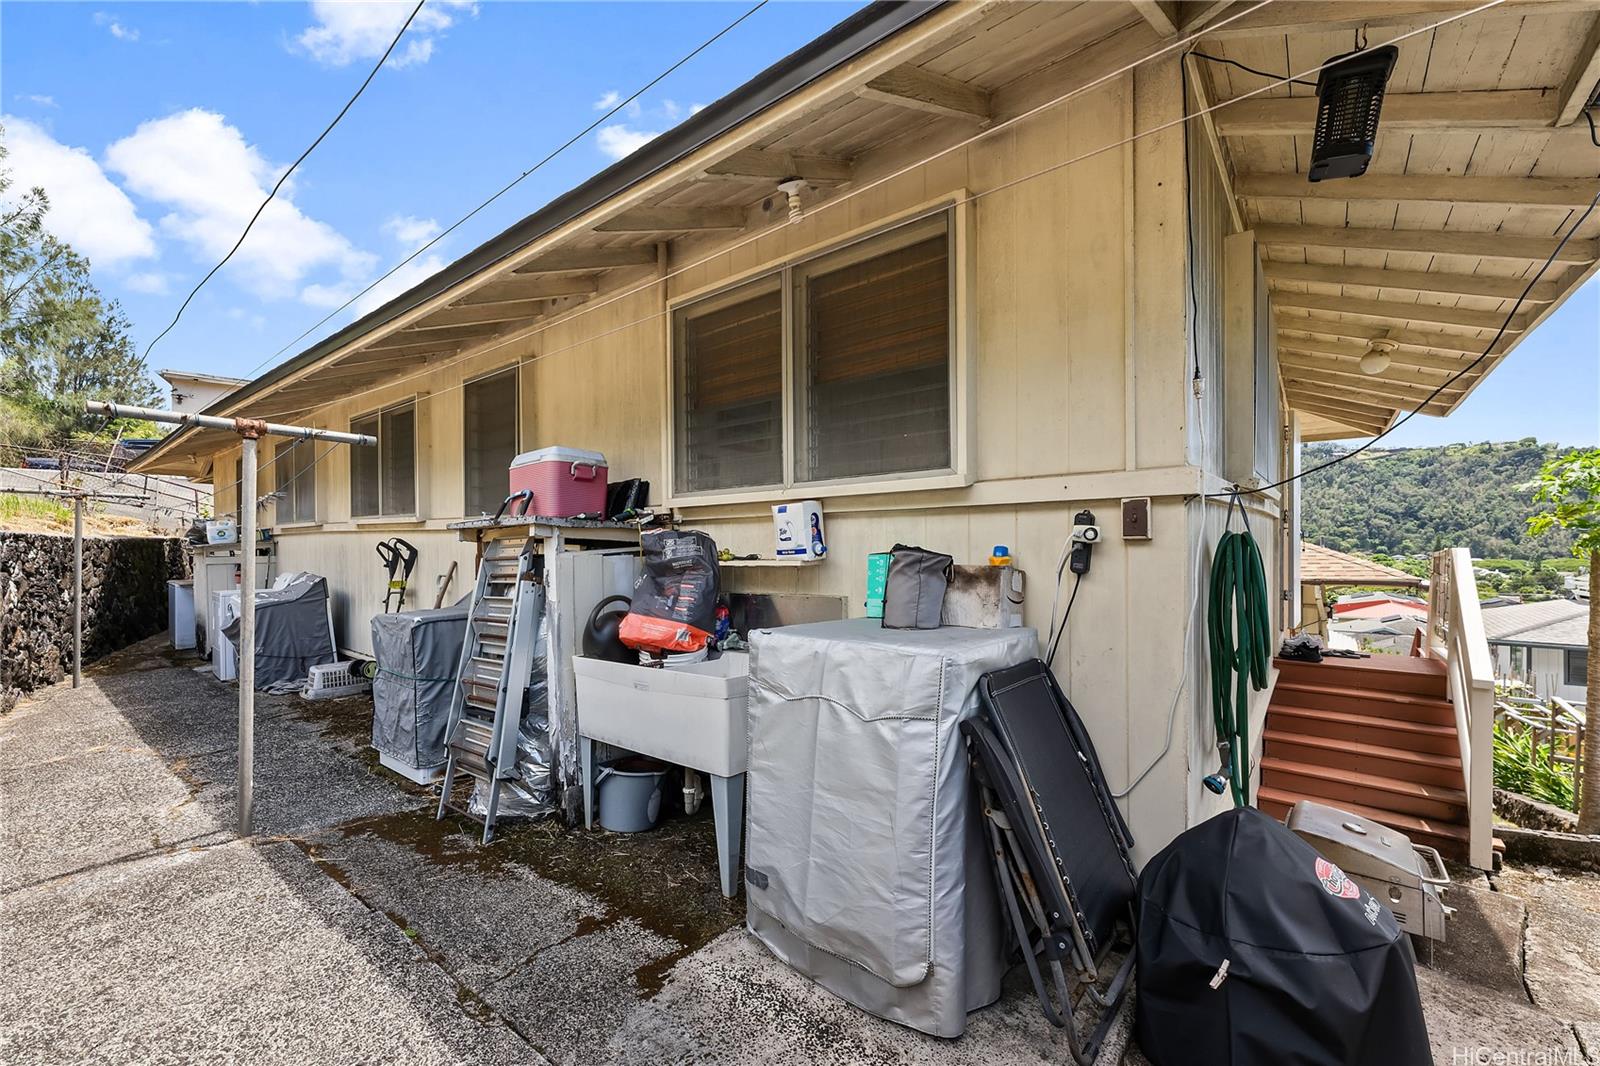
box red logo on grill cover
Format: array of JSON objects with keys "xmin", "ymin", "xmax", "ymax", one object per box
[{"xmin": 1316, "ymin": 857, "xmax": 1361, "ymax": 900}]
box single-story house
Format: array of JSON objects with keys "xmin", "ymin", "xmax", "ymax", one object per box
[
  {"xmin": 1484, "ymin": 597, "xmax": 1590, "ymax": 703},
  {"xmin": 130, "ymin": 0, "xmax": 1600, "ymax": 865}
]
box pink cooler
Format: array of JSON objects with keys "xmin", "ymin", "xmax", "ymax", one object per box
[{"xmin": 508, "ymin": 446, "xmax": 608, "ymax": 518}]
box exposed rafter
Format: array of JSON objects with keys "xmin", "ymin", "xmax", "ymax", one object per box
[
  {"xmin": 1274, "ymin": 316, "xmax": 1513, "ymax": 358},
  {"xmin": 1129, "ymin": 0, "xmax": 1181, "ymax": 36},
  {"xmin": 1192, "ymin": 1, "xmax": 1587, "ymax": 41},
  {"xmin": 1253, "ymin": 223, "xmax": 1599, "ymax": 264},
  {"xmin": 1286, "ymin": 397, "xmax": 1390, "ymax": 435},
  {"xmin": 1239, "ymin": 173, "xmax": 1600, "ymax": 209},
  {"xmin": 704, "ymin": 148, "xmax": 853, "ymax": 183},
  {"xmin": 355, "ymin": 338, "xmax": 480, "ymax": 359},
  {"xmin": 407, "ymin": 300, "xmax": 556, "ymax": 330},
  {"xmin": 593, "ymin": 206, "xmax": 747, "ymax": 233},
  {"xmin": 1214, "ymin": 90, "xmax": 1560, "ymax": 136},
  {"xmin": 459, "ymin": 275, "xmax": 600, "ymax": 305},
  {"xmin": 1279, "ymin": 348, "xmax": 1465, "ymax": 385},
  {"xmin": 1556, "ymin": 14, "xmax": 1600, "ymax": 126},
  {"xmin": 1262, "ymin": 261, "xmax": 1561, "ymax": 303},
  {"xmin": 1184, "ymin": 53, "xmax": 1244, "ymax": 232},
  {"xmin": 1273, "ymin": 292, "xmax": 1531, "ymax": 333},
  {"xmin": 1280, "ymin": 371, "xmax": 1456, "ymax": 413},
  {"xmin": 512, "ymin": 247, "xmax": 657, "ymax": 274},
  {"xmin": 855, "ymin": 64, "xmax": 991, "ymax": 124},
  {"xmin": 368, "ymin": 321, "xmax": 507, "ymax": 350}
]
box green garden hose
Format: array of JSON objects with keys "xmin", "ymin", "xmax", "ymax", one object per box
[{"xmin": 1206, "ymin": 513, "xmax": 1271, "ymax": 808}]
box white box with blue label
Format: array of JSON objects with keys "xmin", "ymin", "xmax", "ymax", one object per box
[{"xmin": 772, "ymin": 500, "xmax": 826, "ymax": 561}]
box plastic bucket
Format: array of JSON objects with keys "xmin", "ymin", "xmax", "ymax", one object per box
[{"xmin": 597, "ymin": 756, "xmax": 670, "ymax": 832}]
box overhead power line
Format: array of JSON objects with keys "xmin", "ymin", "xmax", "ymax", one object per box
[
  {"xmin": 243, "ymin": 0, "xmax": 771, "ymax": 379},
  {"xmin": 142, "ymin": 0, "xmax": 428, "ymax": 362}
]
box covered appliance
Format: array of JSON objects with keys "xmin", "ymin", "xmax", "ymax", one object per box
[
  {"xmin": 222, "ymin": 572, "xmax": 338, "ymax": 689},
  {"xmin": 1136, "ymin": 806, "xmax": 1431, "ymax": 1066},
  {"xmin": 371, "ymin": 603, "xmax": 470, "ymax": 782},
  {"xmin": 743, "ymin": 619, "xmax": 1039, "ymax": 1038},
  {"xmin": 1286, "ymin": 799, "xmax": 1452, "ymax": 942},
  {"xmin": 508, "ymin": 446, "xmax": 607, "ymax": 518}
]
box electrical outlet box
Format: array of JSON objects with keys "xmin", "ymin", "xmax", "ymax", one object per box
[{"xmin": 1121, "ymin": 497, "xmax": 1151, "ymax": 540}]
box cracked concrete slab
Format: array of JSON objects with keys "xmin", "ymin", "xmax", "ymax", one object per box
[
  {"xmin": 0, "ymin": 839, "xmax": 539, "ymax": 1065},
  {"xmin": 1497, "ymin": 866, "xmax": 1600, "ymax": 1060}
]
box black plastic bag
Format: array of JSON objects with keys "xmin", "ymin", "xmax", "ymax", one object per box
[
  {"xmin": 619, "ymin": 529, "xmax": 721, "ymax": 653},
  {"xmin": 881, "ymin": 543, "xmax": 953, "ymax": 629}
]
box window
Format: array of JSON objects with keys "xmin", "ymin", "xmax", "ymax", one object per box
[
  {"xmin": 463, "ymin": 368, "xmax": 520, "ymax": 515},
  {"xmin": 1567, "ymin": 648, "xmax": 1588, "ymax": 688},
  {"xmin": 274, "ymin": 439, "xmax": 318, "ymax": 523},
  {"xmin": 351, "ymin": 401, "xmax": 416, "ymax": 517},
  {"xmin": 671, "ymin": 211, "xmax": 953, "ymax": 496}
]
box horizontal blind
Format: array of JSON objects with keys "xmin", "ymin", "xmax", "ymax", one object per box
[
  {"xmin": 381, "ymin": 404, "xmax": 416, "ymax": 516},
  {"xmin": 678, "ymin": 285, "xmax": 782, "ymax": 492},
  {"xmin": 350, "ymin": 414, "xmax": 380, "ymax": 517},
  {"xmin": 800, "ymin": 231, "xmax": 950, "ymax": 482},
  {"xmin": 465, "ymin": 369, "xmax": 518, "ymax": 516}
]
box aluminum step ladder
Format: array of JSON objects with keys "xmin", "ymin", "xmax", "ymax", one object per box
[{"xmin": 436, "ymin": 538, "xmax": 539, "ymax": 843}]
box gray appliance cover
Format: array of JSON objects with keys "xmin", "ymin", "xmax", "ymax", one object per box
[
  {"xmin": 222, "ymin": 572, "xmax": 337, "ymax": 688},
  {"xmin": 371, "ymin": 603, "xmax": 469, "ymax": 768},
  {"xmin": 744, "ymin": 619, "xmax": 1039, "ymax": 1038}
]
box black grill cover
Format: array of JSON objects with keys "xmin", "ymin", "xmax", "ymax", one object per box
[{"xmin": 1135, "ymin": 807, "xmax": 1431, "ymax": 1066}]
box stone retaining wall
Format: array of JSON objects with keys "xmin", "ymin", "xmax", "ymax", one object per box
[{"xmin": 0, "ymin": 532, "xmax": 188, "ymax": 709}]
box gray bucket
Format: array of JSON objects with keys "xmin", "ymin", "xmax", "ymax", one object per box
[{"xmin": 597, "ymin": 756, "xmax": 670, "ymax": 833}]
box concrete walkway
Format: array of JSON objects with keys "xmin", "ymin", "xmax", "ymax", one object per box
[{"xmin": 1, "ymin": 638, "xmax": 1595, "ymax": 1064}]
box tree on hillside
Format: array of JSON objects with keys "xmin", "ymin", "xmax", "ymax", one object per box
[
  {"xmin": 1527, "ymin": 449, "xmax": 1600, "ymax": 832},
  {"xmin": 0, "ymin": 129, "xmax": 160, "ymax": 452}
]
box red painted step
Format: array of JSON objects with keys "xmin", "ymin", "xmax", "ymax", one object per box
[
  {"xmin": 1271, "ymin": 681, "xmax": 1456, "ymax": 725},
  {"xmin": 1266, "ymin": 703, "xmax": 1460, "ymax": 756},
  {"xmin": 1274, "ymin": 655, "xmax": 1448, "ymax": 698},
  {"xmin": 1264, "ymin": 729, "xmax": 1465, "ymax": 789},
  {"xmin": 1260, "ymin": 756, "xmax": 1467, "ymax": 822}
]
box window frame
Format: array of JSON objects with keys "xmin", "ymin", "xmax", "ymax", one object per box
[
  {"xmin": 1566, "ymin": 647, "xmax": 1588, "ymax": 688},
  {"xmin": 461, "ymin": 364, "xmax": 521, "ymax": 517},
  {"xmin": 273, "ymin": 437, "xmax": 319, "ymax": 526},
  {"xmin": 664, "ymin": 197, "xmax": 973, "ymax": 507},
  {"xmin": 350, "ymin": 398, "xmax": 418, "ymax": 519}
]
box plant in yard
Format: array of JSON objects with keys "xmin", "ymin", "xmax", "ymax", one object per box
[
  {"xmin": 1527, "ymin": 448, "xmax": 1600, "ymax": 831},
  {"xmin": 1492, "ymin": 721, "xmax": 1575, "ymax": 811}
]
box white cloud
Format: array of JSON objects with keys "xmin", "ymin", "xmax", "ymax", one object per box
[
  {"xmin": 1, "ymin": 115, "xmax": 155, "ymax": 267},
  {"xmin": 689, "ymin": 103, "xmax": 706, "ymax": 116},
  {"xmin": 353, "ymin": 254, "xmax": 447, "ymax": 316},
  {"xmin": 123, "ymin": 271, "xmax": 171, "ymax": 294},
  {"xmin": 593, "ymin": 90, "xmax": 621, "ymax": 112},
  {"xmin": 660, "ymin": 99, "xmax": 681, "ymax": 121},
  {"xmin": 295, "ymin": 0, "xmax": 477, "ymax": 68},
  {"xmin": 17, "ymin": 94, "xmax": 57, "ymax": 109},
  {"xmin": 596, "ymin": 124, "xmax": 660, "ymax": 161},
  {"xmin": 104, "ymin": 108, "xmax": 375, "ymax": 302},
  {"xmin": 382, "ymin": 214, "xmax": 441, "ymax": 250},
  {"xmin": 93, "ymin": 12, "xmax": 140, "ymax": 41}
]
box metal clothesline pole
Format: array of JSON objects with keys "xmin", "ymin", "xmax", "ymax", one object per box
[
  {"xmin": 6, "ymin": 486, "xmax": 151, "ymax": 688},
  {"xmin": 86, "ymin": 400, "xmax": 375, "ymax": 836}
]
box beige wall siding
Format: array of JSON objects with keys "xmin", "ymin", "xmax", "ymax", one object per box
[{"xmin": 203, "ymin": 58, "xmax": 1290, "ymax": 857}]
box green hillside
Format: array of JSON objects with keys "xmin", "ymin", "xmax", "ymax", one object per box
[{"xmin": 1298, "ymin": 439, "xmax": 1579, "ymax": 562}]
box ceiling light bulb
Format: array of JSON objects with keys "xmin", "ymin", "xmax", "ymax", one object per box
[{"xmin": 1359, "ymin": 340, "xmax": 1396, "ymax": 376}]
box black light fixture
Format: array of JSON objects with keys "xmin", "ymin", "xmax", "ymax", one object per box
[{"xmin": 1308, "ymin": 44, "xmax": 1399, "ymax": 182}]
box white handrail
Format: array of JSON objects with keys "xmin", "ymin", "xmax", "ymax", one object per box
[{"xmin": 1429, "ymin": 547, "xmax": 1496, "ymax": 871}]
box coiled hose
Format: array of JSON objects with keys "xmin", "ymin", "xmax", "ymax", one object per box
[{"xmin": 1206, "ymin": 515, "xmax": 1271, "ymax": 808}]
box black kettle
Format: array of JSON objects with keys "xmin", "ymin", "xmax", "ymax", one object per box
[{"xmin": 583, "ymin": 594, "xmax": 634, "ymax": 663}]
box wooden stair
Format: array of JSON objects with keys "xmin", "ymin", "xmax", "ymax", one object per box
[{"xmin": 1259, "ymin": 654, "xmax": 1473, "ymax": 860}]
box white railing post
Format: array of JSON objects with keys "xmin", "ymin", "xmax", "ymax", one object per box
[{"xmin": 1437, "ymin": 547, "xmax": 1495, "ymax": 870}]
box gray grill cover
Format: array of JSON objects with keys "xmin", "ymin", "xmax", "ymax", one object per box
[
  {"xmin": 371, "ymin": 604, "xmax": 469, "ymax": 769},
  {"xmin": 744, "ymin": 619, "xmax": 1039, "ymax": 1038},
  {"xmin": 222, "ymin": 572, "xmax": 337, "ymax": 689}
]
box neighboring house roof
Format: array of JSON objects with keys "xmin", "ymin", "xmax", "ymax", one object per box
[
  {"xmin": 1301, "ymin": 543, "xmax": 1423, "ymax": 588},
  {"xmin": 1481, "ymin": 599, "xmax": 1588, "ymax": 650},
  {"xmin": 1333, "ymin": 603, "xmax": 1428, "ymax": 623},
  {"xmin": 158, "ymin": 369, "xmax": 250, "ymax": 388}
]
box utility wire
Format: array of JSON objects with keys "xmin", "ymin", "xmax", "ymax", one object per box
[
  {"xmin": 1187, "ymin": 50, "xmax": 1319, "ymax": 89},
  {"xmin": 142, "ymin": 1, "xmax": 427, "ymax": 362},
  {"xmin": 243, "ymin": 0, "xmax": 772, "ymax": 379}
]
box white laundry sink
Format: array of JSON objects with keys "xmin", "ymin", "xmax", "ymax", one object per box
[{"xmin": 573, "ymin": 653, "xmax": 749, "ymax": 777}]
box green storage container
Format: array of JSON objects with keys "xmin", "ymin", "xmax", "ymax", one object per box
[{"xmin": 865, "ymin": 553, "xmax": 892, "ymax": 618}]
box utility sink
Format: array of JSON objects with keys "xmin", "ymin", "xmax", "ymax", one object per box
[{"xmin": 573, "ymin": 653, "xmax": 749, "ymax": 777}]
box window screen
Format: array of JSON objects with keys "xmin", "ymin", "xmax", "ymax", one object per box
[
  {"xmin": 795, "ymin": 221, "xmax": 950, "ymax": 483},
  {"xmin": 351, "ymin": 413, "xmax": 380, "ymax": 517},
  {"xmin": 274, "ymin": 439, "xmax": 317, "ymax": 523},
  {"xmin": 381, "ymin": 404, "xmax": 416, "ymax": 516},
  {"xmin": 464, "ymin": 368, "xmax": 518, "ymax": 515},
  {"xmin": 674, "ymin": 280, "xmax": 783, "ymax": 492},
  {"xmin": 1568, "ymin": 648, "xmax": 1588, "ymax": 688}
]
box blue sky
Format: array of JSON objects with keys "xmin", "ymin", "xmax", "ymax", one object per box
[{"xmin": 2, "ymin": 1, "xmax": 1595, "ymax": 449}]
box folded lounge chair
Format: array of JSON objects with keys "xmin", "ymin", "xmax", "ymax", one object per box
[{"xmin": 963, "ymin": 659, "xmax": 1138, "ymax": 1065}]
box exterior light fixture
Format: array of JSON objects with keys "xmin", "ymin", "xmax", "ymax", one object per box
[
  {"xmin": 1309, "ymin": 44, "xmax": 1399, "ymax": 182},
  {"xmin": 1359, "ymin": 338, "xmax": 1397, "ymax": 376},
  {"xmin": 776, "ymin": 178, "xmax": 807, "ymax": 223}
]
